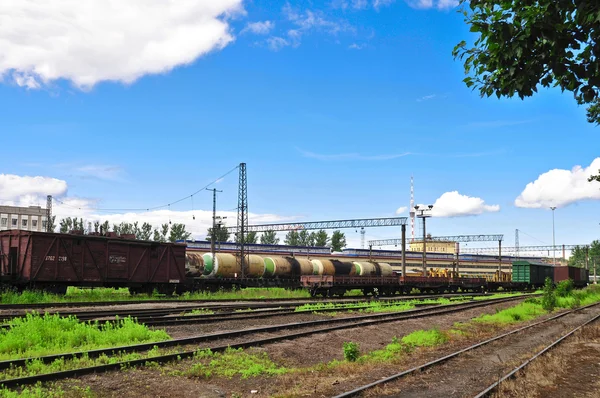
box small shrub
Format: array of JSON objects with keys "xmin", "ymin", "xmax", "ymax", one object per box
[
  {"xmin": 343, "ymin": 342, "xmax": 360, "ymax": 362},
  {"xmin": 542, "ymin": 277, "xmax": 557, "ymax": 312},
  {"xmin": 555, "ymin": 280, "xmax": 574, "ymax": 297},
  {"xmin": 401, "ymin": 329, "xmax": 448, "ymax": 347}
]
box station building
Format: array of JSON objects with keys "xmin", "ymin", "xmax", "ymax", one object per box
[{"xmin": 0, "ymin": 205, "xmax": 48, "ymax": 232}]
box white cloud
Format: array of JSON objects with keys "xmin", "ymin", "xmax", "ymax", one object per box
[
  {"xmin": 465, "ymin": 119, "xmax": 534, "ymax": 129},
  {"xmin": 417, "ymin": 94, "xmax": 436, "ymax": 102},
  {"xmin": 242, "ymin": 21, "xmax": 274, "ymax": 35},
  {"xmin": 298, "ymin": 148, "xmax": 411, "ymax": 161},
  {"xmin": 348, "ymin": 43, "xmax": 366, "ymax": 50},
  {"xmin": 266, "ymin": 37, "xmax": 291, "ymax": 51},
  {"xmin": 0, "ymin": 174, "xmax": 67, "ymax": 206},
  {"xmin": 0, "ymin": 0, "xmax": 244, "ymax": 90},
  {"xmin": 515, "ymin": 158, "xmax": 600, "ymax": 209},
  {"xmin": 332, "ymin": 0, "xmax": 370, "ymax": 9},
  {"xmin": 429, "ymin": 191, "xmax": 500, "ymax": 217},
  {"xmin": 395, "ymin": 206, "xmax": 407, "ymax": 215},
  {"xmin": 76, "ymin": 165, "xmax": 123, "ymax": 181},
  {"xmin": 0, "ymin": 173, "xmax": 295, "ymax": 240},
  {"xmin": 374, "ymin": 0, "xmax": 397, "ymax": 9},
  {"xmin": 405, "ymin": 0, "xmax": 458, "ymax": 9},
  {"xmin": 436, "ymin": 0, "xmax": 459, "ymax": 9},
  {"xmin": 277, "ymin": 3, "xmax": 354, "ymax": 49}
]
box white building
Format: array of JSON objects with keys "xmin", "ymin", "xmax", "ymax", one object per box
[{"xmin": 0, "ymin": 205, "xmax": 48, "ymax": 232}]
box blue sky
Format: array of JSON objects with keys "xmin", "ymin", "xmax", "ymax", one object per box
[{"xmin": 0, "ymin": 0, "xmax": 599, "ymax": 252}]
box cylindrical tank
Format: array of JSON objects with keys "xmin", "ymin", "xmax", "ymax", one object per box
[
  {"xmin": 353, "ymin": 261, "xmax": 394, "ymax": 276},
  {"xmin": 378, "ymin": 262, "xmax": 393, "ymax": 276},
  {"xmin": 185, "ymin": 252, "xmax": 205, "ymax": 276},
  {"xmin": 331, "ymin": 259, "xmax": 356, "ymax": 275},
  {"xmin": 263, "ymin": 256, "xmax": 293, "ymax": 277},
  {"xmin": 311, "ymin": 259, "xmax": 336, "ymax": 275},
  {"xmin": 246, "ymin": 254, "xmax": 265, "ymax": 277},
  {"xmin": 202, "ymin": 253, "xmax": 241, "ymax": 278},
  {"xmin": 353, "ymin": 261, "xmax": 376, "ymax": 276},
  {"xmin": 285, "ymin": 257, "xmax": 314, "ymax": 275}
]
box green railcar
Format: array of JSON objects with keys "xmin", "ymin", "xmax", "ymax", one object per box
[{"xmin": 512, "ymin": 260, "xmax": 554, "ymax": 286}]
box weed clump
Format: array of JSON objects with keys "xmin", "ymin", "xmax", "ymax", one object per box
[
  {"xmin": 555, "ymin": 280, "xmax": 574, "ymax": 297},
  {"xmin": 343, "ymin": 342, "xmax": 360, "ymax": 362},
  {"xmin": 542, "ymin": 277, "xmax": 557, "ymax": 312},
  {"xmin": 187, "ymin": 348, "xmax": 287, "ymax": 378},
  {"xmin": 401, "ymin": 329, "xmax": 448, "ymax": 347},
  {"xmin": 0, "ymin": 313, "xmax": 170, "ymax": 360}
]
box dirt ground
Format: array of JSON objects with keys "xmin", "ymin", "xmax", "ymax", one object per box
[
  {"xmin": 496, "ymin": 323, "xmax": 600, "ymax": 398},
  {"xmin": 45, "ymin": 299, "xmax": 539, "ymax": 397},
  {"xmin": 367, "ymin": 306, "xmax": 600, "ymax": 398}
]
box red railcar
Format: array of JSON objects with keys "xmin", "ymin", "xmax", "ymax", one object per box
[
  {"xmin": 0, "ymin": 230, "xmax": 186, "ymax": 293},
  {"xmin": 554, "ymin": 266, "xmax": 589, "ymax": 287}
]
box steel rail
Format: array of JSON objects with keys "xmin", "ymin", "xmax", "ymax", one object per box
[
  {"xmin": 474, "ymin": 309, "xmax": 600, "ymax": 397},
  {"xmin": 0, "ymin": 295, "xmax": 532, "ymax": 387},
  {"xmin": 0, "ymin": 292, "xmax": 486, "ymax": 312},
  {"xmin": 332, "ymin": 301, "xmax": 600, "ymax": 398},
  {"xmin": 0, "ymin": 293, "xmax": 487, "ymax": 325},
  {"xmin": 0, "ymin": 296, "xmax": 368, "ymax": 310},
  {"xmin": 141, "ymin": 301, "xmax": 446, "ymax": 327}
]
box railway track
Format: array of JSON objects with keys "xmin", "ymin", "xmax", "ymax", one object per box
[
  {"xmin": 0, "ymin": 293, "xmax": 487, "ymax": 326},
  {"xmin": 474, "ymin": 307, "xmax": 600, "ymax": 397},
  {"xmin": 332, "ymin": 300, "xmax": 600, "ymax": 398},
  {"xmin": 0, "ymin": 292, "xmax": 488, "ymax": 311},
  {"xmin": 0, "ymin": 294, "xmax": 531, "ymax": 389}
]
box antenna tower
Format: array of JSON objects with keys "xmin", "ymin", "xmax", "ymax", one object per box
[
  {"xmin": 237, "ymin": 163, "xmax": 248, "ymax": 278},
  {"xmin": 46, "ymin": 195, "xmax": 52, "ymax": 232},
  {"xmin": 409, "ymin": 176, "xmax": 415, "ymax": 242}
]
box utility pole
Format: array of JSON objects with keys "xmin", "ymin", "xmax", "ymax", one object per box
[
  {"xmin": 422, "ymin": 217, "xmax": 426, "ymax": 275},
  {"xmin": 498, "ymin": 239, "xmax": 502, "ymax": 273},
  {"xmin": 401, "ymin": 224, "xmax": 406, "ymax": 278},
  {"xmin": 414, "ymin": 205, "xmax": 433, "ymax": 276},
  {"xmin": 206, "ymin": 188, "xmax": 222, "ymax": 258},
  {"xmin": 515, "ymin": 229, "xmax": 519, "ymax": 261},
  {"xmin": 550, "ymin": 207, "xmax": 557, "ymax": 266}
]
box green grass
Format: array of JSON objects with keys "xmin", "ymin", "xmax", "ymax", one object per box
[
  {"xmin": 472, "ymin": 285, "xmax": 600, "ymax": 325},
  {"xmin": 185, "ymin": 348, "xmax": 288, "ymax": 379},
  {"xmin": 400, "ymin": 329, "xmax": 448, "ymax": 347},
  {"xmin": 0, "ymin": 383, "xmax": 94, "ymax": 398},
  {"xmin": 0, "ymin": 287, "xmax": 322, "ymax": 305},
  {"xmin": 0, "ymin": 313, "xmax": 170, "ymax": 360},
  {"xmin": 472, "ymin": 302, "xmax": 545, "ymax": 325},
  {"xmin": 0, "ymin": 346, "xmax": 177, "ymax": 382},
  {"xmin": 294, "ymin": 297, "xmax": 460, "ymax": 314},
  {"xmin": 472, "ymin": 292, "xmax": 528, "ymax": 300},
  {"xmin": 182, "ymin": 309, "xmax": 214, "ymax": 316}
]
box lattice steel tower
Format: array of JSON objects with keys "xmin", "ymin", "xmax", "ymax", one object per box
[
  {"xmin": 46, "ymin": 195, "xmax": 52, "ymax": 232},
  {"xmin": 237, "ymin": 163, "xmax": 248, "ymax": 277}
]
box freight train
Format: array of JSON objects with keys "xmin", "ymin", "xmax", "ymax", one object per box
[{"xmin": 0, "ymin": 230, "xmax": 589, "ymax": 296}]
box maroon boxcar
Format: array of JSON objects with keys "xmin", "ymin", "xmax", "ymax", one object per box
[
  {"xmin": 0, "ymin": 230, "xmax": 186, "ymax": 293},
  {"xmin": 554, "ymin": 265, "xmax": 589, "ymax": 287}
]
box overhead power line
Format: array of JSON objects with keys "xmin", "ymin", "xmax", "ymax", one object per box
[
  {"xmin": 227, "ymin": 217, "xmax": 408, "ymax": 233},
  {"xmin": 52, "ymin": 165, "xmax": 239, "ymax": 213},
  {"xmin": 462, "ymin": 244, "xmax": 586, "ymax": 254},
  {"xmin": 367, "ymin": 234, "xmax": 504, "ymax": 247}
]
